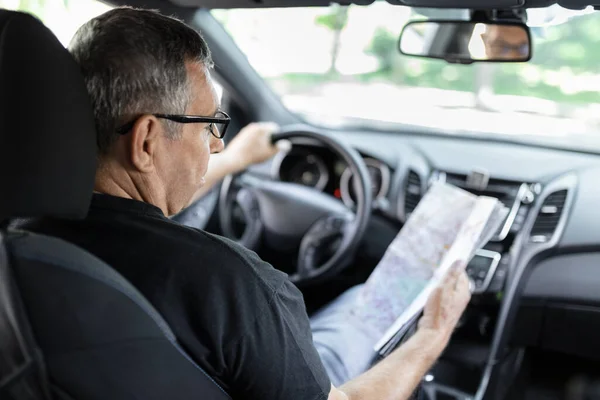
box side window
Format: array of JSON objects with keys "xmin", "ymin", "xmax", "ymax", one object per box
[
  {"xmin": 213, "ymin": 77, "xmax": 225, "ymax": 105},
  {"xmin": 210, "ymin": 75, "xmax": 249, "ymax": 144},
  {"xmin": 1, "ymin": 0, "xmax": 112, "ymax": 46}
]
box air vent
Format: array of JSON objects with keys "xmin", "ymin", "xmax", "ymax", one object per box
[
  {"xmin": 530, "ymin": 190, "xmax": 568, "ymax": 243},
  {"xmin": 405, "ymin": 171, "xmax": 422, "ymax": 216}
]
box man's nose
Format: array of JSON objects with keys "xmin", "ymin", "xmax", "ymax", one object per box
[{"xmin": 210, "ymin": 135, "xmax": 224, "ymax": 154}]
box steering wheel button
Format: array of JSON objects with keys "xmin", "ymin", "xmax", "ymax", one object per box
[{"xmin": 325, "ymin": 217, "xmax": 341, "ymax": 230}]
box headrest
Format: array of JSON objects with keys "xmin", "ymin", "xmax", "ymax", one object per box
[{"xmin": 0, "ymin": 10, "xmax": 96, "ymax": 221}]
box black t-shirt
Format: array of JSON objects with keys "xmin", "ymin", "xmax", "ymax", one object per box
[{"xmin": 23, "ymin": 194, "xmax": 331, "ymax": 400}]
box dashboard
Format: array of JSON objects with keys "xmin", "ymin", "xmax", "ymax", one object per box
[
  {"xmin": 254, "ymin": 130, "xmax": 600, "ymax": 398},
  {"xmin": 270, "ymin": 137, "xmax": 547, "ymax": 294},
  {"xmin": 266, "ymin": 132, "xmax": 600, "ymax": 248}
]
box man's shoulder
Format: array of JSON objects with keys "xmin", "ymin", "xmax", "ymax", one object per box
[
  {"xmin": 21, "ymin": 212, "xmax": 290, "ymax": 297},
  {"xmin": 171, "ymin": 223, "xmax": 290, "ymax": 295}
]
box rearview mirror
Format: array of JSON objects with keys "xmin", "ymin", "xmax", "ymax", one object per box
[{"xmin": 399, "ymin": 20, "xmax": 531, "ymax": 63}]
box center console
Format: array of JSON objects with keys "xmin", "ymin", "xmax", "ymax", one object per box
[{"xmin": 420, "ymin": 170, "xmax": 541, "ymax": 400}]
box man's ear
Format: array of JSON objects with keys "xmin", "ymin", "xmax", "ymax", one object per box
[{"xmin": 128, "ymin": 115, "xmax": 162, "ymax": 173}]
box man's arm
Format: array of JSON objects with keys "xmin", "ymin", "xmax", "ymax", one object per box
[
  {"xmin": 189, "ymin": 122, "xmax": 285, "ymax": 202},
  {"xmin": 330, "ymin": 265, "xmax": 471, "ymax": 400}
]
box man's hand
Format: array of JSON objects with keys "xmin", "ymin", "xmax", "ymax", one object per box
[
  {"xmin": 334, "ymin": 261, "xmax": 472, "ymax": 400},
  {"xmin": 418, "ymin": 261, "xmax": 472, "ymax": 351},
  {"xmin": 224, "ymin": 122, "xmax": 281, "ymax": 171}
]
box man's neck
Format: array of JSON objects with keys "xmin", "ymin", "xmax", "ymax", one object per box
[
  {"xmin": 94, "ymin": 163, "xmax": 169, "ymax": 216},
  {"xmin": 93, "ymin": 180, "xmax": 134, "ymax": 200}
]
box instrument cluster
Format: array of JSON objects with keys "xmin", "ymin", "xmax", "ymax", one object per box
[{"xmin": 272, "ymin": 145, "xmax": 392, "ymax": 209}]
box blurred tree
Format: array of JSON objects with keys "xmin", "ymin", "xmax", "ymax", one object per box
[
  {"xmin": 17, "ymin": 0, "xmax": 42, "ymax": 15},
  {"xmin": 493, "ymin": 11, "xmax": 600, "ymax": 103},
  {"xmin": 315, "ymin": 4, "xmax": 349, "ymax": 75},
  {"xmin": 12, "ymin": 0, "xmax": 72, "ymax": 20},
  {"xmin": 365, "ymin": 27, "xmax": 397, "ymax": 73}
]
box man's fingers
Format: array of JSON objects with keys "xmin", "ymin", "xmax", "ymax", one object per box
[
  {"xmin": 254, "ymin": 121, "xmax": 290, "ymax": 153},
  {"xmin": 446, "ymin": 269, "xmax": 468, "ymax": 294},
  {"xmin": 441, "ymin": 261, "xmax": 462, "ymax": 288},
  {"xmin": 420, "ymin": 262, "xmax": 472, "ymax": 339},
  {"xmin": 450, "ymin": 259, "xmax": 466, "ymax": 273},
  {"xmin": 420, "ymin": 285, "xmax": 442, "ymax": 329},
  {"xmin": 443, "ymin": 260, "xmax": 464, "ymax": 282},
  {"xmin": 254, "ymin": 121, "xmax": 279, "ymax": 135},
  {"xmin": 276, "ymin": 139, "xmax": 292, "ymax": 152},
  {"xmin": 257, "ymin": 122, "xmax": 281, "ymax": 149},
  {"xmin": 446, "ymin": 260, "xmax": 468, "ymax": 290},
  {"xmin": 455, "ymin": 272, "xmax": 470, "ymax": 294},
  {"xmin": 260, "ymin": 122, "xmax": 280, "ymax": 133},
  {"xmin": 426, "ymin": 285, "xmax": 442, "ymax": 309},
  {"xmin": 439, "ymin": 266, "xmax": 471, "ymax": 310},
  {"xmin": 454, "ymin": 272, "xmax": 472, "ymax": 310}
]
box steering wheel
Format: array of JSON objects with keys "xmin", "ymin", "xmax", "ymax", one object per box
[{"xmin": 219, "ymin": 125, "xmax": 373, "ymax": 286}]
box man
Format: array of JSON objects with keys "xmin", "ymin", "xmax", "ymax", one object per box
[
  {"xmin": 480, "ymin": 24, "xmax": 530, "ymax": 60},
  {"xmin": 24, "ymin": 8, "xmax": 471, "ymax": 400}
]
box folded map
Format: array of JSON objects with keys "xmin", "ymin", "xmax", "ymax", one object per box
[{"xmin": 348, "ymin": 182, "xmax": 509, "ymax": 355}]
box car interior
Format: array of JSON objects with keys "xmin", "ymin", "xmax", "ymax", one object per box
[{"xmin": 2, "ymin": 0, "xmax": 600, "ymax": 399}]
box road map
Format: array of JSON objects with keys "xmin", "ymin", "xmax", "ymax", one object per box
[{"xmin": 348, "ymin": 182, "xmax": 509, "ymax": 352}]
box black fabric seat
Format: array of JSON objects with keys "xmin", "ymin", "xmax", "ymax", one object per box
[
  {"xmin": 0, "ymin": 232, "xmax": 52, "ymax": 400},
  {"xmin": 0, "ymin": 10, "xmax": 230, "ymax": 400}
]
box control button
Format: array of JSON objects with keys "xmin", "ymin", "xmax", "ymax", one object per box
[
  {"xmin": 522, "ymin": 189, "xmax": 535, "ymax": 205},
  {"xmin": 531, "ymin": 235, "xmax": 549, "ymax": 243},
  {"xmin": 495, "ymin": 266, "xmax": 507, "ymax": 280},
  {"xmin": 512, "ymin": 206, "xmax": 529, "ymax": 231},
  {"xmin": 477, "ymin": 270, "xmax": 488, "ymax": 279},
  {"xmin": 488, "ymin": 265, "xmax": 508, "ymax": 292},
  {"xmin": 325, "ymin": 217, "xmax": 345, "ymax": 231}
]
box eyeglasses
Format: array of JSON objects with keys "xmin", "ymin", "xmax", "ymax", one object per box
[
  {"xmin": 485, "ymin": 38, "xmax": 529, "ymax": 57},
  {"xmin": 116, "ymin": 110, "xmax": 231, "ymax": 139}
]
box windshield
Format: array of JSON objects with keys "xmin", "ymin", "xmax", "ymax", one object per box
[
  {"xmin": 212, "ymin": 4, "xmax": 600, "ymax": 151},
  {"xmin": 0, "ymin": 0, "xmax": 111, "ymax": 45}
]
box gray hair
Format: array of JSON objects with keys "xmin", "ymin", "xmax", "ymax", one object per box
[{"xmin": 69, "ymin": 7, "xmax": 214, "ymax": 155}]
